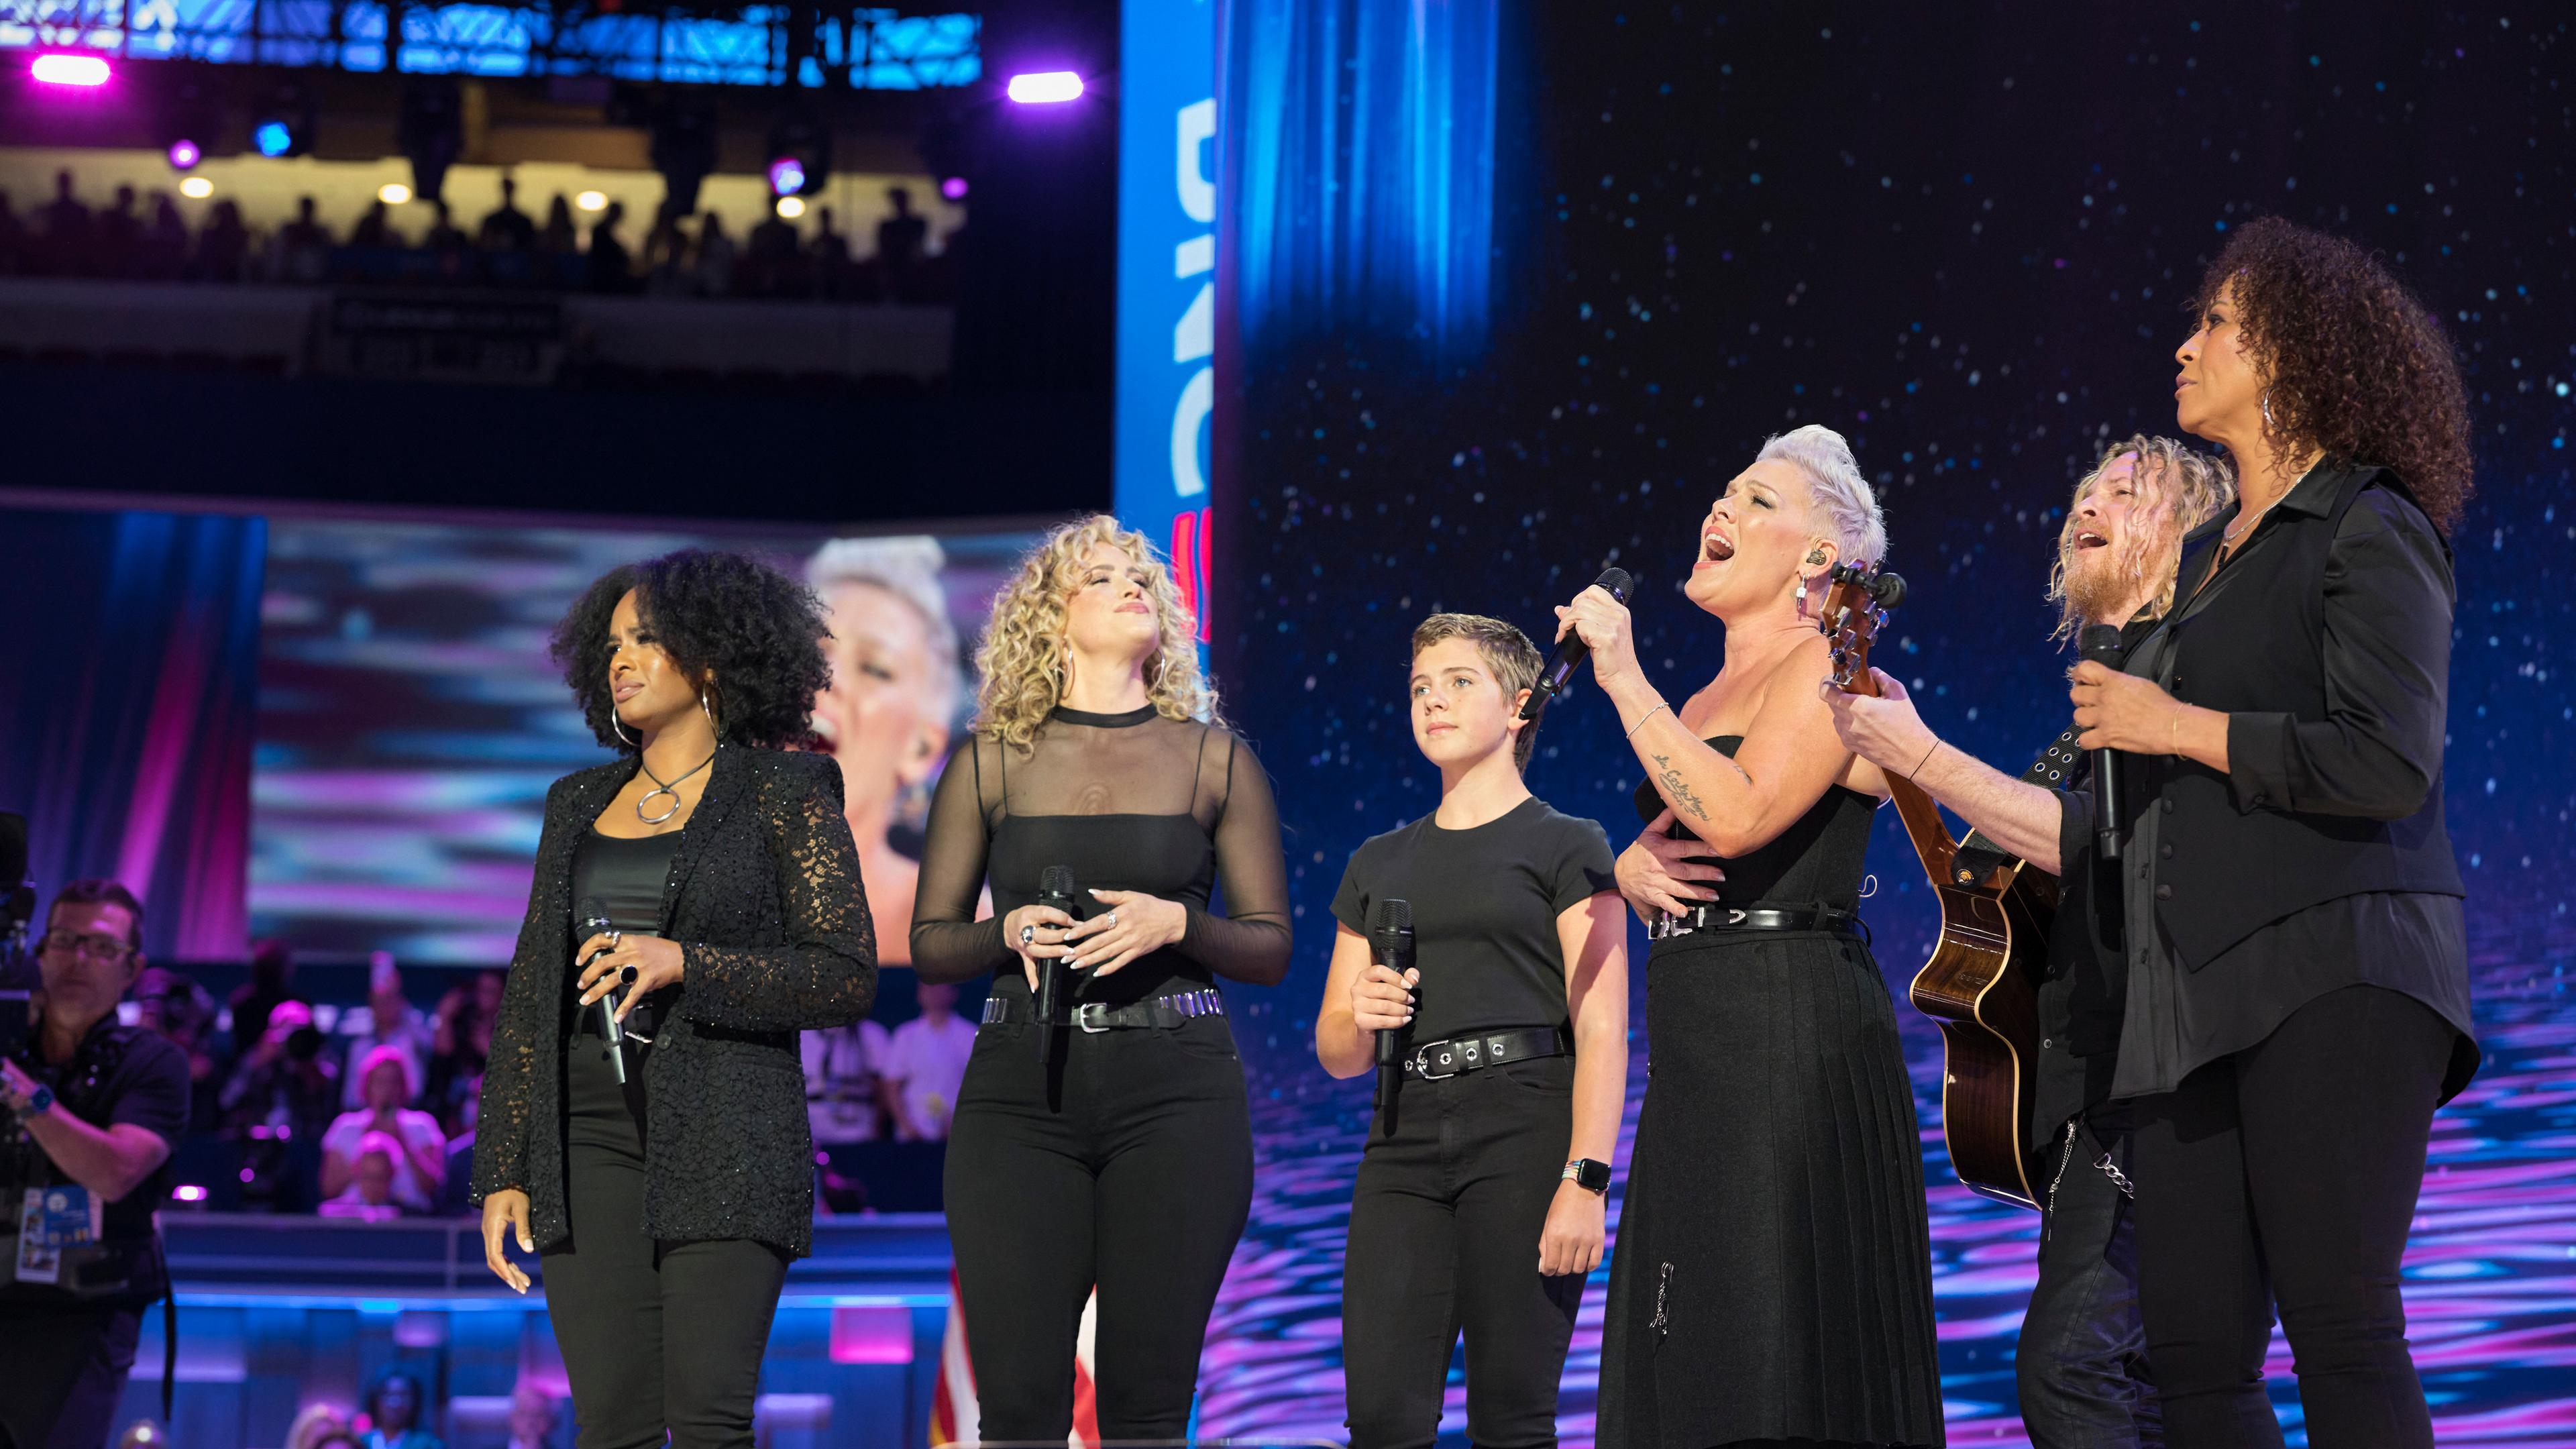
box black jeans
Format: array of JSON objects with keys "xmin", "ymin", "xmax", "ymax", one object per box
[
  {"xmin": 2020, "ymin": 1112, "xmax": 2160, "ymax": 1449},
  {"xmin": 542, "ymin": 1031, "xmax": 791, "ymax": 1449},
  {"xmin": 0, "ymin": 1302, "xmax": 140, "ymax": 1449},
  {"xmin": 2131, "ymin": 985, "xmax": 2454, "ymax": 1449},
  {"xmin": 1341, "ymin": 1054, "xmax": 1583, "ymax": 1449},
  {"xmin": 943, "ymin": 1003, "xmax": 1254, "ymax": 1441}
]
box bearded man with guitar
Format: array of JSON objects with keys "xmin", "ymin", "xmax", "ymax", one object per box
[{"xmin": 1821, "ymin": 435, "xmax": 2231, "ymax": 1449}]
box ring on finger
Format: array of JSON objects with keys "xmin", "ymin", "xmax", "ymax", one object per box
[
  {"xmin": 619, "ymin": 964, "xmax": 639, "ymax": 985},
  {"xmin": 1104, "ymin": 910, "xmax": 1118, "ymax": 929}
]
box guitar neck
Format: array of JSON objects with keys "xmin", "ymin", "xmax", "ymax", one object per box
[{"xmin": 1840, "ymin": 663, "xmax": 1960, "ymax": 884}]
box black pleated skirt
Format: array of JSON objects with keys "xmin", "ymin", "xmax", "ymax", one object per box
[{"xmin": 1597, "ymin": 928, "xmax": 1945, "ymax": 1449}]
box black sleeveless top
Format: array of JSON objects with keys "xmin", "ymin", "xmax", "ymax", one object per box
[
  {"xmin": 572, "ymin": 828, "xmax": 679, "ymax": 938},
  {"xmin": 1631, "ymin": 735, "xmax": 1877, "ymax": 912},
  {"xmin": 910, "ymin": 704, "xmax": 1292, "ymax": 1006}
]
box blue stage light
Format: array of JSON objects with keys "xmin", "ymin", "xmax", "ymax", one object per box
[{"xmin": 254, "ymin": 119, "xmax": 294, "ymax": 157}]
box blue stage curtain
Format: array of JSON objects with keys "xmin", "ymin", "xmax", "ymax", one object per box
[
  {"xmin": 0, "ymin": 508, "xmax": 265, "ymax": 960},
  {"xmin": 1222, "ymin": 0, "xmax": 1501, "ymax": 364}
]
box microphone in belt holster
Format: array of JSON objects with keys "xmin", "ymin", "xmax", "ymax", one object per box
[
  {"xmin": 2078, "ymin": 625, "xmax": 2127, "ymax": 863},
  {"xmin": 1370, "ymin": 898, "xmax": 1413, "ymax": 1127},
  {"xmin": 575, "ymin": 897, "xmax": 628, "ymax": 1084},
  {"xmin": 1034, "ymin": 866, "xmax": 1077, "ymax": 1066},
  {"xmin": 1521, "ymin": 568, "xmax": 1636, "ymax": 720}
]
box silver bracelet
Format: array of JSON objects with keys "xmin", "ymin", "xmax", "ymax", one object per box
[{"xmin": 1626, "ymin": 702, "xmax": 1670, "ymax": 739}]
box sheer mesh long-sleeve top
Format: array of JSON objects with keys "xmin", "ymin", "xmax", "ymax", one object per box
[{"xmin": 910, "ymin": 705, "xmax": 1291, "ymax": 1002}]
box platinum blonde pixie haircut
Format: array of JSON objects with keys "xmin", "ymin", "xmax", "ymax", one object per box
[
  {"xmin": 807, "ymin": 535, "xmax": 963, "ymax": 725},
  {"xmin": 1755, "ymin": 424, "xmax": 1888, "ymax": 567}
]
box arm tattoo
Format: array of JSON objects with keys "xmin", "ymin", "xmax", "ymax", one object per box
[{"xmin": 1650, "ymin": 753, "xmax": 1712, "ymax": 822}]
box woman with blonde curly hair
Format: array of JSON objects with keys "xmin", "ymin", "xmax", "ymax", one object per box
[{"xmin": 912, "ymin": 514, "xmax": 1290, "ymax": 1441}]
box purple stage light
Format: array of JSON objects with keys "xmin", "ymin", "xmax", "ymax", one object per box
[
  {"xmin": 32, "ymin": 52, "xmax": 111, "ymax": 86},
  {"xmin": 168, "ymin": 139, "xmax": 202, "ymax": 170},
  {"xmin": 767, "ymin": 157, "xmax": 806, "ymax": 197},
  {"xmin": 940, "ymin": 176, "xmax": 969, "ymax": 201},
  {"xmin": 1006, "ymin": 71, "xmax": 1083, "ymax": 104}
]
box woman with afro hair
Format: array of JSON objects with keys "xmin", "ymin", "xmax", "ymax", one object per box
[
  {"xmin": 470, "ymin": 548, "xmax": 877, "ymax": 1449},
  {"xmin": 2068, "ymin": 217, "xmax": 2479, "ymax": 1448}
]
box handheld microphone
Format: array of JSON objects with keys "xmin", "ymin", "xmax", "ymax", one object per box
[
  {"xmin": 1034, "ymin": 866, "xmax": 1077, "ymax": 1065},
  {"xmin": 2078, "ymin": 625, "xmax": 2127, "ymax": 863},
  {"xmin": 1369, "ymin": 899, "xmax": 1413, "ymax": 1124},
  {"xmin": 1521, "ymin": 568, "xmax": 1636, "ymax": 720},
  {"xmin": 576, "ymin": 897, "xmax": 627, "ymax": 1084}
]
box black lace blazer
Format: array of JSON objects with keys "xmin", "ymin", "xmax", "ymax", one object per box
[{"xmin": 469, "ymin": 746, "xmax": 876, "ymax": 1258}]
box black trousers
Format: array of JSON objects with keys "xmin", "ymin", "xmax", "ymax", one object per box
[
  {"xmin": 2131, "ymin": 985, "xmax": 2453, "ymax": 1449},
  {"xmin": 542, "ymin": 1031, "xmax": 791, "ymax": 1449},
  {"xmin": 1341, "ymin": 1054, "xmax": 1583, "ymax": 1449},
  {"xmin": 0, "ymin": 1303, "xmax": 140, "ymax": 1449},
  {"xmin": 2019, "ymin": 1111, "xmax": 2160, "ymax": 1449},
  {"xmin": 943, "ymin": 1004, "xmax": 1254, "ymax": 1441}
]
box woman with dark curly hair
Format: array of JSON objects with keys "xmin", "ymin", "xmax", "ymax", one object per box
[
  {"xmin": 470, "ymin": 549, "xmax": 877, "ymax": 1449},
  {"xmin": 912, "ymin": 515, "xmax": 1290, "ymax": 1441},
  {"xmin": 2068, "ymin": 218, "xmax": 2477, "ymax": 1448}
]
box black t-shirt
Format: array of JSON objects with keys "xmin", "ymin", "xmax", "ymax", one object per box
[
  {"xmin": 3, "ymin": 1021, "xmax": 191, "ymax": 1303},
  {"xmin": 1330, "ymin": 798, "xmax": 1617, "ymax": 1044}
]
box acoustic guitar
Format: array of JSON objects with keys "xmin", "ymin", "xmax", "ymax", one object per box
[{"xmin": 1817, "ymin": 562, "xmax": 2053, "ymax": 1210}]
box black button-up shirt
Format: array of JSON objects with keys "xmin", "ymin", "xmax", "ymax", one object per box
[{"xmin": 2080, "ymin": 460, "xmax": 2477, "ymax": 1103}]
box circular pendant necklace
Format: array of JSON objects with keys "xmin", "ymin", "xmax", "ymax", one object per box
[{"xmin": 637, "ymin": 746, "xmax": 717, "ymax": 824}]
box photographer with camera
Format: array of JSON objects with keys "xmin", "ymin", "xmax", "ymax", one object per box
[
  {"xmin": 1, "ymin": 879, "xmax": 191, "ymax": 1449},
  {"xmin": 218, "ymin": 1000, "xmax": 337, "ymax": 1211}
]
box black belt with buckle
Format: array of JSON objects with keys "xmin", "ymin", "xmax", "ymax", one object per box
[
  {"xmin": 981, "ymin": 987, "xmax": 1226, "ymax": 1031},
  {"xmin": 1648, "ymin": 903, "xmax": 1865, "ymax": 942},
  {"xmin": 1400, "ymin": 1026, "xmax": 1566, "ymax": 1081}
]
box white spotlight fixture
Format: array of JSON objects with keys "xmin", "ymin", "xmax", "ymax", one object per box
[
  {"xmin": 575, "ymin": 189, "xmax": 608, "ymax": 212},
  {"xmin": 179, "ymin": 176, "xmax": 214, "ymax": 199},
  {"xmin": 378, "ymin": 182, "xmax": 412, "ymax": 205},
  {"xmin": 1006, "ymin": 71, "xmax": 1084, "ymax": 104},
  {"xmin": 775, "ymin": 195, "xmax": 807, "ymax": 219}
]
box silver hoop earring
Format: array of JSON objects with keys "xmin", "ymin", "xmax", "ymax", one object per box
[
  {"xmin": 2260, "ymin": 390, "xmax": 2275, "ymax": 428},
  {"xmin": 700, "ymin": 693, "xmax": 720, "ymax": 739},
  {"xmin": 610, "ymin": 710, "xmax": 636, "ymax": 748}
]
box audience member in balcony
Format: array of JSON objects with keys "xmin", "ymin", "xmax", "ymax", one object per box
[
  {"xmin": 136, "ymin": 966, "xmax": 223, "ymax": 1131},
  {"xmin": 810, "ymin": 206, "xmax": 851, "ymax": 267},
  {"xmin": 426, "ymin": 969, "xmax": 502, "ymax": 1135},
  {"xmin": 641, "ymin": 211, "xmax": 693, "ymax": 296},
  {"xmin": 876, "ymin": 185, "xmax": 926, "ymax": 274},
  {"xmin": 36, "ymin": 170, "xmax": 91, "ymax": 272},
  {"xmin": 694, "ymin": 210, "xmax": 737, "ymax": 297},
  {"xmin": 219, "ymin": 999, "xmax": 339, "ymax": 1142},
  {"xmin": 359, "ymin": 1372, "xmax": 444, "ymax": 1449},
  {"xmin": 425, "ymin": 199, "xmax": 469, "ymax": 254},
  {"xmin": 539, "ymin": 193, "xmax": 579, "ymax": 254},
  {"xmin": 881, "ymin": 981, "xmax": 975, "ymax": 1142},
  {"xmin": 585, "ymin": 201, "xmax": 632, "ymax": 293},
  {"xmin": 351, "ymin": 199, "xmax": 402, "ymax": 250},
  {"xmin": 225, "ymin": 939, "xmax": 302, "ymax": 1059},
  {"xmin": 193, "ymin": 201, "xmax": 251, "ymax": 282},
  {"xmin": 318, "ymin": 1130, "xmax": 406, "ymax": 1222},
  {"xmin": 339, "ymin": 953, "xmax": 432, "ymax": 1111},
  {"xmin": 502, "ymin": 1384, "xmax": 560, "ymax": 1449},
  {"xmin": 0, "ymin": 879, "xmax": 193, "ymax": 1449},
  {"xmin": 0, "ymin": 189, "xmax": 23, "ymax": 274},
  {"xmin": 272, "ymin": 196, "xmax": 333, "ymax": 283},
  {"xmin": 139, "ymin": 193, "xmax": 189, "ymax": 279},
  {"xmin": 94, "ymin": 185, "xmax": 140, "ymax": 276},
  {"xmin": 479, "ymin": 176, "xmax": 538, "ymax": 252},
  {"xmin": 323, "ymin": 1046, "xmax": 449, "ymax": 1213}
]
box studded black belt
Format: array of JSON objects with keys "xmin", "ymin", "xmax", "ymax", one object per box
[
  {"xmin": 980, "ymin": 987, "xmax": 1226, "ymax": 1031},
  {"xmin": 1647, "ymin": 904, "xmax": 1864, "ymax": 942},
  {"xmin": 1399, "ymin": 1026, "xmax": 1567, "ymax": 1081}
]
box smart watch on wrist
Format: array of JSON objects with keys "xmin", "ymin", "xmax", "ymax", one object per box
[{"xmin": 1562, "ymin": 1157, "xmax": 1611, "ymax": 1194}]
